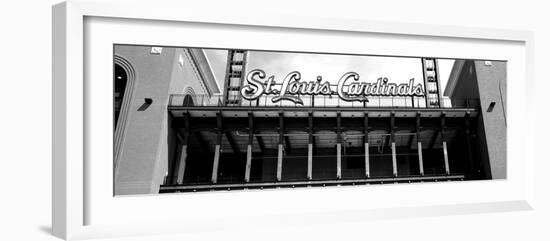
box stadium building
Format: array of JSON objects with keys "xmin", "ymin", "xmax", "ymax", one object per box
[{"xmin": 113, "ymin": 45, "xmax": 506, "ymax": 195}]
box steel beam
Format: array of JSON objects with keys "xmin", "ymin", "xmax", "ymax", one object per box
[
  {"xmin": 336, "ymin": 112, "xmax": 342, "ymax": 179},
  {"xmin": 308, "ymin": 112, "xmax": 313, "ymax": 180},
  {"xmin": 391, "ymin": 112, "xmax": 397, "ymax": 177},
  {"xmin": 364, "ymin": 112, "xmax": 370, "ymax": 178},
  {"xmin": 211, "ymin": 112, "xmax": 223, "ymax": 184},
  {"xmin": 441, "ymin": 112, "xmax": 450, "ymax": 175},
  {"xmin": 416, "ymin": 112, "xmax": 424, "ymax": 176},
  {"xmin": 277, "ymin": 112, "xmax": 284, "ymax": 181},
  {"xmin": 277, "ymin": 144, "xmax": 283, "ymax": 181},
  {"xmin": 245, "ymin": 112, "xmax": 253, "ymax": 182}
]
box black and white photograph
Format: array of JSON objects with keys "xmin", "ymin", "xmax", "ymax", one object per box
[
  {"xmin": 4, "ymin": 0, "xmax": 550, "ymax": 240},
  {"xmin": 113, "ymin": 45, "xmax": 506, "ymax": 195}
]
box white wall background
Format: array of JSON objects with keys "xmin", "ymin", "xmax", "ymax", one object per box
[{"xmin": 0, "ymin": 0, "xmax": 548, "ymax": 240}]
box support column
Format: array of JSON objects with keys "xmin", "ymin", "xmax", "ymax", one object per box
[
  {"xmin": 337, "ymin": 144, "xmax": 342, "ymax": 179},
  {"xmin": 307, "ymin": 112, "xmax": 313, "ymax": 180},
  {"xmin": 418, "ymin": 142, "xmax": 424, "ymax": 176},
  {"xmin": 391, "ymin": 142, "xmax": 397, "ymax": 177},
  {"xmin": 211, "ymin": 112, "xmax": 222, "ymax": 184},
  {"xmin": 336, "ymin": 112, "xmax": 342, "ymax": 179},
  {"xmin": 364, "ymin": 113, "xmax": 370, "ymax": 178},
  {"xmin": 244, "ymin": 112, "xmax": 253, "ymax": 182},
  {"xmin": 211, "ymin": 145, "xmax": 221, "ymax": 184},
  {"xmin": 391, "ymin": 112, "xmax": 397, "ymax": 177},
  {"xmin": 416, "ymin": 112, "xmax": 424, "ymax": 176},
  {"xmin": 176, "ymin": 145, "xmax": 188, "ymax": 184},
  {"xmin": 277, "ymin": 112, "xmax": 284, "ymax": 181},
  {"xmin": 441, "ymin": 113, "xmax": 450, "ymax": 175},
  {"xmin": 443, "ymin": 141, "xmax": 450, "ymax": 175},
  {"xmin": 277, "ymin": 144, "xmax": 283, "ymax": 181},
  {"xmin": 365, "ymin": 143, "xmax": 370, "ymax": 178},
  {"xmin": 175, "ymin": 113, "xmax": 190, "ymax": 184},
  {"xmin": 308, "ymin": 144, "xmax": 313, "ymax": 180},
  {"xmin": 245, "ymin": 145, "xmax": 252, "ymax": 182}
]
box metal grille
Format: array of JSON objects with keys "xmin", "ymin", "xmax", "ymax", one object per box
[
  {"xmin": 422, "ymin": 58, "xmax": 442, "ymax": 108},
  {"xmin": 223, "ymin": 50, "xmax": 248, "ymax": 106}
]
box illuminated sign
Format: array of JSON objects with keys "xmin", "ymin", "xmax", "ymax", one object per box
[{"xmin": 240, "ymin": 69, "xmax": 425, "ymax": 105}]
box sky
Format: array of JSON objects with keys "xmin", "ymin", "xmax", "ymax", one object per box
[{"xmin": 203, "ymin": 49, "xmax": 455, "ymax": 97}]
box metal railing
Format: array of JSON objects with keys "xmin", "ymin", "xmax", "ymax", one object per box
[
  {"xmin": 160, "ymin": 174, "xmax": 466, "ymax": 192},
  {"xmin": 169, "ymin": 94, "xmax": 480, "ymax": 109}
]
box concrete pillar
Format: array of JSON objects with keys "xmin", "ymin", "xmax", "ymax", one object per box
[
  {"xmin": 418, "ymin": 142, "xmax": 424, "ymax": 176},
  {"xmin": 440, "ymin": 113, "xmax": 450, "ymax": 175},
  {"xmin": 474, "ymin": 61, "xmax": 507, "ymax": 179},
  {"xmin": 307, "ymin": 143, "xmax": 313, "ymax": 180},
  {"xmin": 364, "ymin": 113, "xmax": 370, "ymax": 178},
  {"xmin": 415, "ymin": 113, "xmax": 423, "ymax": 176},
  {"xmin": 391, "ymin": 142, "xmax": 397, "ymax": 177},
  {"xmin": 244, "ymin": 144, "xmax": 252, "ymax": 182},
  {"xmin": 336, "ymin": 143, "xmax": 342, "ymax": 179},
  {"xmin": 390, "ymin": 112, "xmax": 397, "ymax": 177},
  {"xmin": 336, "ymin": 112, "xmax": 342, "ymax": 179},
  {"xmin": 246, "ymin": 112, "xmax": 254, "ymax": 183},
  {"xmin": 365, "ymin": 142, "xmax": 370, "ymax": 178},
  {"xmin": 277, "ymin": 144, "xmax": 283, "ymax": 181},
  {"xmin": 176, "ymin": 145, "xmax": 188, "ymax": 184},
  {"xmin": 213, "ymin": 112, "xmax": 222, "ymax": 184},
  {"xmin": 211, "ymin": 145, "xmax": 220, "ymax": 183},
  {"xmin": 443, "ymin": 141, "xmax": 450, "ymax": 175}
]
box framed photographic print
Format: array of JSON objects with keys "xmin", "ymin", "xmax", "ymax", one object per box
[{"xmin": 52, "ymin": 0, "xmax": 535, "ymax": 240}]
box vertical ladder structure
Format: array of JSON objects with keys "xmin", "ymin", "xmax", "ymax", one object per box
[
  {"xmin": 222, "ymin": 50, "xmax": 248, "ymax": 106},
  {"xmin": 421, "ymin": 58, "xmax": 441, "ymax": 108}
]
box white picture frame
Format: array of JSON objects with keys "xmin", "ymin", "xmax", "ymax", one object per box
[{"xmin": 52, "ymin": 0, "xmax": 536, "ymax": 240}]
